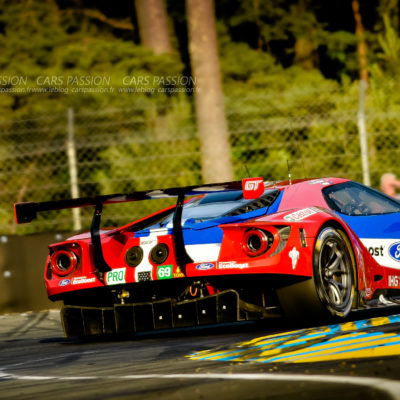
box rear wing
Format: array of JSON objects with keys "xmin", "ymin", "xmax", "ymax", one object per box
[
  {"xmin": 14, "ymin": 177, "xmax": 264, "ymax": 224},
  {"xmin": 14, "ymin": 178, "xmax": 264, "ymax": 280}
]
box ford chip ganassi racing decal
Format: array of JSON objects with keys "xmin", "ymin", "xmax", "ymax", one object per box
[
  {"xmin": 360, "ymin": 238, "xmax": 400, "ymax": 269},
  {"xmin": 196, "ymin": 263, "xmax": 215, "ymax": 270}
]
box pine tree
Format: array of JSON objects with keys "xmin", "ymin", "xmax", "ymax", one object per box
[{"xmin": 186, "ymin": 0, "xmax": 233, "ymax": 182}]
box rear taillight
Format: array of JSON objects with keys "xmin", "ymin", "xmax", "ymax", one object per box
[
  {"xmin": 242, "ymin": 229, "xmax": 273, "ymax": 257},
  {"xmin": 50, "ymin": 249, "xmax": 79, "ymax": 276}
]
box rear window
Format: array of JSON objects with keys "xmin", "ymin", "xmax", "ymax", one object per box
[
  {"xmin": 323, "ymin": 181, "xmax": 400, "ymax": 216},
  {"xmin": 158, "ymin": 189, "xmax": 280, "ymax": 225}
]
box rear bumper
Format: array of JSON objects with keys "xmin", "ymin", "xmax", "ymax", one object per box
[{"xmin": 61, "ymin": 290, "xmax": 245, "ymax": 337}]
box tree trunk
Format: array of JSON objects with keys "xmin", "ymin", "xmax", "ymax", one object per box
[
  {"xmin": 135, "ymin": 0, "xmax": 172, "ymax": 54},
  {"xmin": 294, "ymin": 37, "xmax": 314, "ymax": 69},
  {"xmin": 186, "ymin": 0, "xmax": 234, "ymax": 183},
  {"xmin": 293, "ymin": 0, "xmax": 315, "ymax": 69},
  {"xmin": 352, "ymin": 0, "xmax": 370, "ymax": 186},
  {"xmin": 135, "ymin": 0, "xmax": 172, "ymax": 142},
  {"xmin": 352, "ymin": 0, "xmax": 368, "ymax": 82}
]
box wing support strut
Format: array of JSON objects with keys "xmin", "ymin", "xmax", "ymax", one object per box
[
  {"xmin": 90, "ymin": 193, "xmax": 193, "ymax": 281},
  {"xmin": 172, "ymin": 192, "xmax": 193, "ymax": 271},
  {"xmin": 90, "ymin": 202, "xmax": 111, "ymax": 281}
]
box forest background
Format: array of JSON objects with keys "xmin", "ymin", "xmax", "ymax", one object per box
[{"xmin": 0, "ymin": 0, "xmax": 399, "ymax": 234}]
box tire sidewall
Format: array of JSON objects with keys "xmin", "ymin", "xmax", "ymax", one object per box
[{"xmin": 313, "ymin": 226, "xmax": 356, "ymax": 317}]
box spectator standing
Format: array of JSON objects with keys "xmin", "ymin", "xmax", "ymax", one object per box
[{"xmin": 380, "ymin": 173, "xmax": 400, "ymax": 198}]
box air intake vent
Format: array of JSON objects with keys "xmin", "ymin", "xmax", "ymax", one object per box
[{"xmin": 227, "ymin": 190, "xmax": 280, "ymax": 216}]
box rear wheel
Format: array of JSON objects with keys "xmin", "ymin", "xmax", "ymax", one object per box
[{"xmin": 277, "ymin": 226, "xmax": 356, "ymax": 321}]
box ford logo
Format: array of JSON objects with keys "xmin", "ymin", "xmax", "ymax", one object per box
[
  {"xmin": 389, "ymin": 242, "xmax": 400, "ymax": 262},
  {"xmin": 196, "ymin": 263, "xmax": 215, "ymax": 271},
  {"xmin": 59, "ymin": 279, "xmax": 71, "ymax": 287}
]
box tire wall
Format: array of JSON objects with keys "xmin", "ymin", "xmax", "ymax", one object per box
[{"xmin": 0, "ymin": 233, "xmax": 71, "ymax": 314}]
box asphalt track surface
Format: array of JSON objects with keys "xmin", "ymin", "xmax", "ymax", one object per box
[{"xmin": 1, "ymin": 307, "xmax": 400, "ymax": 399}]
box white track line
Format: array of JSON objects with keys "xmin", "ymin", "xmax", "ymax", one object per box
[{"xmin": 1, "ymin": 372, "xmax": 400, "ymax": 399}]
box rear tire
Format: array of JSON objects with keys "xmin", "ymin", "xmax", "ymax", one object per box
[{"xmin": 277, "ymin": 226, "xmax": 356, "ymax": 322}]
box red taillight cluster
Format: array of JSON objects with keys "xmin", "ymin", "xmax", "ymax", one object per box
[
  {"xmin": 50, "ymin": 249, "xmax": 79, "ymax": 276},
  {"xmin": 241, "ymin": 229, "xmax": 273, "ymax": 257}
]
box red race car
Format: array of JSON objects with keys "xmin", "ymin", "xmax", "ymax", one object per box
[{"xmin": 14, "ymin": 177, "xmax": 400, "ymax": 337}]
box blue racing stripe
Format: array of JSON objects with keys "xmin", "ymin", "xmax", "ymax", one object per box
[{"xmin": 340, "ymin": 213, "xmax": 400, "ymax": 239}]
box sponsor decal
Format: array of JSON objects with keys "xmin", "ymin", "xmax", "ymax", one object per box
[
  {"xmin": 389, "ymin": 242, "xmax": 400, "ymax": 262},
  {"xmin": 173, "ymin": 266, "xmax": 185, "ymax": 278},
  {"xmin": 218, "ymin": 261, "xmax": 249, "ymax": 269},
  {"xmin": 368, "ymin": 246, "xmax": 384, "ymax": 257},
  {"xmin": 140, "ymin": 239, "xmax": 157, "ymax": 246},
  {"xmin": 59, "ymin": 279, "xmax": 70, "ymax": 287},
  {"xmin": 105, "ymin": 268, "xmax": 126, "ymax": 285},
  {"xmin": 288, "ymin": 247, "xmax": 300, "ymax": 269},
  {"xmin": 242, "ymin": 177, "xmax": 264, "ymax": 199},
  {"xmin": 388, "ymin": 275, "xmax": 400, "ymax": 287},
  {"xmin": 196, "ymin": 263, "xmax": 215, "ymax": 271},
  {"xmin": 71, "ymin": 276, "xmax": 96, "ymax": 285},
  {"xmin": 284, "ymin": 208, "xmax": 318, "ymax": 222},
  {"xmin": 157, "ymin": 265, "xmax": 173, "ymax": 280},
  {"xmin": 360, "ymin": 238, "xmax": 400, "ymax": 270},
  {"xmin": 309, "ymin": 179, "xmax": 331, "ymax": 186}
]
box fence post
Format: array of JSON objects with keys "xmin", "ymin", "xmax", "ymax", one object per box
[
  {"xmin": 358, "ymin": 79, "xmax": 370, "ymax": 186},
  {"xmin": 67, "ymin": 108, "xmax": 82, "ymax": 231}
]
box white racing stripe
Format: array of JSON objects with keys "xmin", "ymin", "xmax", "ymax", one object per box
[
  {"xmin": 135, "ymin": 229, "xmax": 169, "ymax": 281},
  {"xmin": 1, "ymin": 371, "xmax": 400, "ymax": 399},
  {"xmin": 360, "ymin": 238, "xmax": 400, "ymax": 269},
  {"xmin": 186, "ymin": 243, "xmax": 221, "ymax": 262}
]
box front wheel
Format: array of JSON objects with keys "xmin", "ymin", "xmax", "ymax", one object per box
[{"xmin": 277, "ymin": 226, "xmax": 356, "ymax": 321}]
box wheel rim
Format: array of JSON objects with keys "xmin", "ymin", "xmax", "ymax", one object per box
[{"xmin": 315, "ymin": 229, "xmax": 353, "ymax": 313}]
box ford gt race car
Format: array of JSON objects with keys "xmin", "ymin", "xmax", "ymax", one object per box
[{"xmin": 14, "ymin": 177, "xmax": 400, "ymax": 337}]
